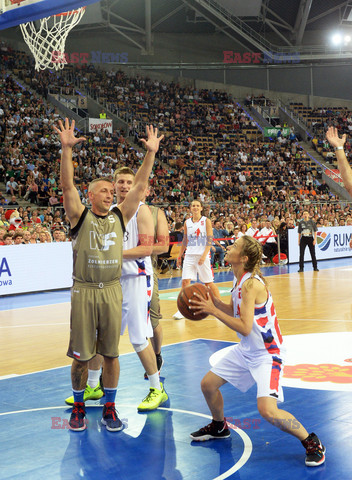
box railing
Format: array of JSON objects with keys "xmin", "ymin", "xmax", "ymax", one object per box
[
  {"xmin": 47, "ymin": 87, "xmax": 88, "ymax": 119},
  {"xmin": 195, "ymin": 0, "xmax": 352, "ymax": 59},
  {"xmin": 278, "ymin": 99, "xmax": 311, "ymax": 133}
]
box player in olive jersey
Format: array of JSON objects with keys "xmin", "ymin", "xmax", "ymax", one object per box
[{"xmin": 54, "ymin": 118, "xmax": 163, "ymax": 431}]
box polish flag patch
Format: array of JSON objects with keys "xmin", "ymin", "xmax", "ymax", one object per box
[{"xmin": 73, "ymin": 351, "xmax": 81, "ymax": 359}]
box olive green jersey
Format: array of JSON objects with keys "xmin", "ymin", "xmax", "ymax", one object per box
[{"xmin": 71, "ymin": 207, "xmax": 125, "ymax": 284}]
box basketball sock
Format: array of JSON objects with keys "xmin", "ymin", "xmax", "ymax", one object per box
[
  {"xmin": 87, "ymin": 368, "xmax": 101, "ymax": 388},
  {"xmin": 104, "ymin": 388, "xmax": 117, "ymax": 404},
  {"xmin": 73, "ymin": 388, "xmax": 85, "ymax": 403},
  {"xmin": 148, "ymin": 372, "xmax": 161, "ymax": 390}
]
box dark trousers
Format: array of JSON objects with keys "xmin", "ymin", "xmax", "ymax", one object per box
[{"xmin": 299, "ymin": 236, "xmax": 317, "ymax": 270}]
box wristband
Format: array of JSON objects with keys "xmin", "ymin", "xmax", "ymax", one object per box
[{"xmin": 334, "ymin": 146, "xmax": 344, "ymax": 151}]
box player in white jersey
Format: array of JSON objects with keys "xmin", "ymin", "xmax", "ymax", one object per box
[
  {"xmin": 120, "ymin": 201, "xmax": 154, "ymax": 341},
  {"xmin": 188, "ymin": 235, "xmax": 325, "ymax": 468},
  {"xmin": 173, "ymin": 199, "xmax": 220, "ymax": 319},
  {"xmin": 114, "ymin": 166, "xmax": 168, "ymax": 412}
]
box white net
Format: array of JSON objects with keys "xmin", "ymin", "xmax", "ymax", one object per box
[{"xmin": 19, "ymin": 7, "xmax": 86, "ymax": 71}]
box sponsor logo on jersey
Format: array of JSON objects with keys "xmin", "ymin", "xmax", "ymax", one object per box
[{"xmin": 90, "ymin": 231, "xmax": 117, "ymax": 251}]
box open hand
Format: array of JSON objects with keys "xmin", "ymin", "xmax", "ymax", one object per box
[
  {"xmin": 139, "ymin": 125, "xmax": 164, "ymax": 153},
  {"xmin": 189, "ymin": 290, "xmax": 216, "ymax": 316},
  {"xmin": 53, "ymin": 118, "xmax": 86, "ymax": 148},
  {"xmin": 326, "ymin": 126, "xmax": 346, "ymax": 149}
]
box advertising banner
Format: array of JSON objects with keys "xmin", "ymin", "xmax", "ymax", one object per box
[
  {"xmin": 263, "ymin": 127, "xmax": 290, "ymax": 138},
  {"xmin": 288, "ymin": 226, "xmax": 352, "ymax": 263},
  {"xmin": 0, "ymin": 243, "xmax": 73, "ymax": 295},
  {"xmin": 88, "ymin": 118, "xmax": 113, "ymax": 133}
]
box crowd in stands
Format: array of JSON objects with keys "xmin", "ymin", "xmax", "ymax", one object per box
[
  {"xmin": 0, "ymin": 41, "xmax": 351, "ymax": 258},
  {"xmin": 289, "ymin": 103, "xmax": 352, "ymax": 163}
]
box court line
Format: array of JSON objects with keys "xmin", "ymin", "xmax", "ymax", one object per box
[
  {"xmin": 280, "ymin": 318, "xmax": 352, "ymax": 322},
  {"xmin": 0, "ymin": 404, "xmax": 253, "ymax": 479},
  {"xmin": 0, "ymin": 322, "xmax": 69, "ymax": 329},
  {"xmin": 0, "ymin": 302, "xmax": 71, "ymax": 313}
]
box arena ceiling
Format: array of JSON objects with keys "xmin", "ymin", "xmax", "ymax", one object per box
[{"xmin": 74, "ymin": 0, "xmax": 352, "ymax": 59}]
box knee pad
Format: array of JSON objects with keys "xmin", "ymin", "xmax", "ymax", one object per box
[{"xmin": 132, "ymin": 341, "xmax": 149, "ymax": 353}]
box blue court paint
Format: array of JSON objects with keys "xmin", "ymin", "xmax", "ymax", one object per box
[{"xmin": 0, "ymin": 339, "xmax": 349, "ymax": 479}]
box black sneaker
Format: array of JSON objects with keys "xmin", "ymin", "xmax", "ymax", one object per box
[
  {"xmin": 298, "ymin": 269, "xmax": 304, "ymax": 273},
  {"xmin": 314, "ymin": 268, "xmax": 319, "ymax": 272},
  {"xmin": 101, "ymin": 402, "xmax": 123, "ymax": 432},
  {"xmin": 302, "ymin": 432, "xmax": 326, "ymax": 467},
  {"xmin": 144, "ymin": 353, "xmax": 164, "ymax": 380},
  {"xmin": 156, "ymin": 353, "xmax": 164, "ymax": 373},
  {"xmin": 69, "ymin": 402, "xmax": 86, "ymax": 431},
  {"xmin": 190, "ymin": 420, "xmax": 230, "ymax": 441}
]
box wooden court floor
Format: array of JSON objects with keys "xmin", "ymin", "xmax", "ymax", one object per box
[{"xmin": 1, "ymin": 262, "xmax": 352, "ymax": 377}]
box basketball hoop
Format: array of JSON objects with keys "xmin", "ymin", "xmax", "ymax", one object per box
[{"xmin": 19, "ymin": 7, "xmax": 86, "ymax": 71}]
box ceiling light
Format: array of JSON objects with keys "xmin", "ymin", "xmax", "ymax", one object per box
[{"xmin": 332, "ymin": 33, "xmax": 342, "ymax": 45}]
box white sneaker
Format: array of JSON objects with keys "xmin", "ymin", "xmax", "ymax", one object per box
[{"xmin": 173, "ymin": 310, "xmax": 184, "ymax": 320}]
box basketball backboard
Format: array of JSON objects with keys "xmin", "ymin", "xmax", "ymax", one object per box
[{"xmin": 0, "ymin": 0, "xmax": 100, "ymax": 30}]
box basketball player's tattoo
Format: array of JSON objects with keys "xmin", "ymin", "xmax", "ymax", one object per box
[{"xmin": 71, "ymin": 361, "xmax": 88, "ymax": 390}]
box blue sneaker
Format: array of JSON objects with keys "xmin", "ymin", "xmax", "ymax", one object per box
[
  {"xmin": 101, "ymin": 402, "xmax": 123, "ymax": 432},
  {"xmin": 69, "ymin": 402, "xmax": 86, "ymax": 431}
]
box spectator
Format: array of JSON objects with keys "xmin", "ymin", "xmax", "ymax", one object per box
[
  {"xmin": 277, "ymin": 222, "xmax": 289, "ymax": 257},
  {"xmin": 22, "ymin": 229, "xmax": 32, "ymax": 244},
  {"xmin": 13, "ymin": 231, "xmax": 24, "ymax": 244},
  {"xmin": 0, "ymin": 227, "xmax": 6, "ymax": 244},
  {"xmin": 8, "ymin": 195, "xmax": 19, "ymax": 206},
  {"xmin": 237, "ymin": 224, "xmax": 247, "ymax": 238},
  {"xmin": 3, "ymin": 233, "xmax": 13, "ymax": 245},
  {"xmin": 211, "ymin": 219, "xmax": 229, "ymax": 267},
  {"xmin": 259, "ymin": 220, "xmax": 278, "ymax": 260},
  {"xmin": 6, "ymin": 177, "xmax": 19, "ymax": 196}
]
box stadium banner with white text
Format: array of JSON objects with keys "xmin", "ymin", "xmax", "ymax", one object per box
[
  {"xmin": 88, "ymin": 118, "xmax": 113, "ymax": 133},
  {"xmin": 263, "ymin": 127, "xmax": 290, "ymax": 138},
  {"xmin": 288, "ymin": 226, "xmax": 352, "ymax": 263},
  {"xmin": 0, "ymin": 243, "xmax": 73, "ymax": 295}
]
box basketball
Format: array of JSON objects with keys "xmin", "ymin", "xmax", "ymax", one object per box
[{"xmin": 177, "ymin": 283, "xmax": 209, "ymax": 320}]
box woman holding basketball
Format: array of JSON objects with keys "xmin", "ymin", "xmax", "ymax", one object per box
[
  {"xmin": 188, "ymin": 235, "xmax": 325, "ymax": 468},
  {"xmin": 173, "ymin": 199, "xmax": 220, "ymax": 320}
]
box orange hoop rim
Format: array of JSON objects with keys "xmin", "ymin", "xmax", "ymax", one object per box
[{"xmin": 55, "ymin": 6, "xmax": 86, "ymax": 17}]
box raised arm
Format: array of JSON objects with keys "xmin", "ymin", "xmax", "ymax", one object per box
[
  {"xmin": 53, "ymin": 118, "xmax": 86, "ymax": 228},
  {"xmin": 123, "ymin": 205, "xmax": 154, "ymax": 260},
  {"xmin": 152, "ymin": 208, "xmax": 170, "ymax": 256},
  {"xmin": 119, "ymin": 125, "xmax": 164, "ymax": 224},
  {"xmin": 326, "ymin": 126, "xmax": 352, "ymax": 196}
]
